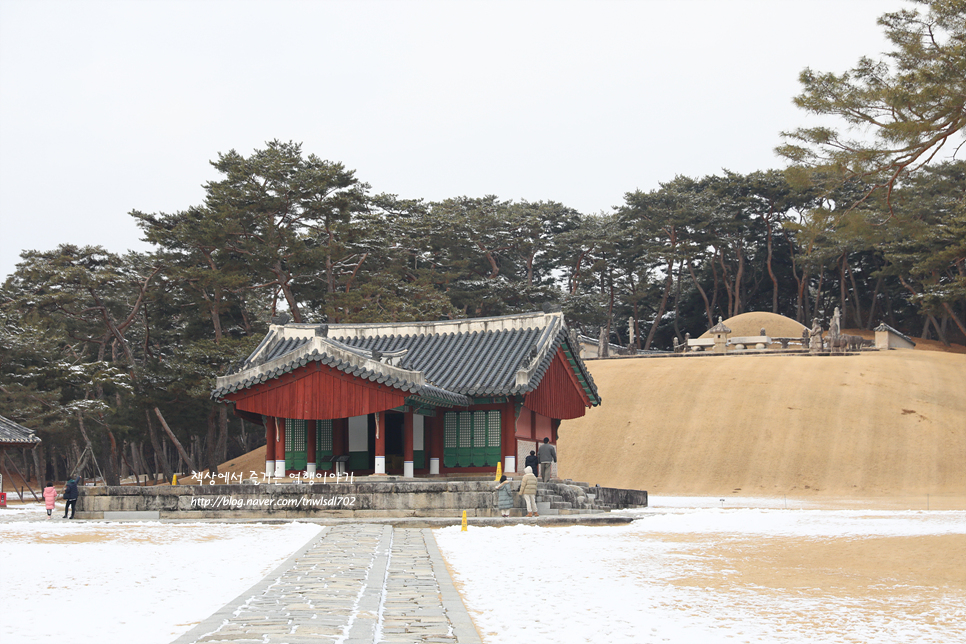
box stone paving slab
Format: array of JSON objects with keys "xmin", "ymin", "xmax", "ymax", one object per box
[{"xmin": 172, "ymin": 524, "xmax": 482, "ymax": 644}]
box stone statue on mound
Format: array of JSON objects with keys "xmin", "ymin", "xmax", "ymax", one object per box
[
  {"xmin": 809, "ymin": 318, "xmax": 824, "ymax": 353},
  {"xmin": 830, "ymin": 306, "xmax": 842, "ymax": 340}
]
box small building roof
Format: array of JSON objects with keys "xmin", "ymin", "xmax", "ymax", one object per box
[
  {"xmin": 874, "ymin": 323, "xmax": 916, "ymax": 346},
  {"xmin": 0, "ymin": 415, "xmax": 42, "ymax": 447},
  {"xmin": 707, "ymin": 317, "xmax": 732, "ymax": 334},
  {"xmin": 213, "ymin": 311, "xmax": 600, "ymax": 408}
]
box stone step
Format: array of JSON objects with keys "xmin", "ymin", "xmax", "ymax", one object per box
[{"xmin": 550, "ymin": 502, "xmax": 573, "ymax": 509}]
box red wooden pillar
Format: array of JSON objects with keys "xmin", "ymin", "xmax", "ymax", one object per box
[
  {"xmin": 374, "ymin": 412, "xmax": 386, "ymax": 474},
  {"xmin": 403, "ymin": 412, "xmax": 414, "ymax": 478},
  {"xmin": 502, "ymin": 400, "xmax": 517, "ymax": 474},
  {"xmin": 425, "ymin": 416, "xmax": 438, "ymax": 475},
  {"xmin": 433, "ymin": 412, "xmax": 445, "ymax": 474},
  {"xmin": 307, "ymin": 419, "xmax": 317, "ymax": 476},
  {"xmin": 274, "ymin": 418, "xmax": 286, "ymax": 478},
  {"xmin": 264, "ymin": 416, "xmax": 276, "ymax": 478},
  {"xmin": 333, "ymin": 418, "xmax": 346, "ymax": 457}
]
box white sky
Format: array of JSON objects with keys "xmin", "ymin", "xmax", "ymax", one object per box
[{"xmin": 0, "ymin": 0, "xmax": 906, "ymax": 280}]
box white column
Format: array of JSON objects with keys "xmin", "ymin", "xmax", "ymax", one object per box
[
  {"xmin": 265, "ymin": 460, "xmax": 273, "ymax": 478},
  {"xmin": 429, "ymin": 458, "xmax": 440, "ymax": 475},
  {"xmin": 504, "ymin": 455, "xmax": 516, "ymax": 475},
  {"xmin": 274, "ymin": 460, "xmax": 286, "ymax": 478},
  {"xmin": 374, "ymin": 455, "xmax": 386, "ymax": 475},
  {"xmin": 404, "ymin": 461, "xmax": 414, "ymax": 478},
  {"xmin": 306, "ymin": 462, "xmax": 317, "ymax": 477}
]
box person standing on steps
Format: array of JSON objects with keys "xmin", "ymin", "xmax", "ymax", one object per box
[
  {"xmin": 495, "ymin": 474, "xmax": 514, "ymax": 518},
  {"xmin": 538, "ymin": 437, "xmax": 556, "ymax": 483},
  {"xmin": 43, "ymin": 484, "xmax": 58, "ymax": 518},
  {"xmin": 63, "ymin": 477, "xmax": 78, "ymax": 519},
  {"xmin": 524, "ymin": 450, "xmax": 539, "ymax": 479},
  {"xmin": 520, "ymin": 466, "xmax": 538, "ymax": 517}
]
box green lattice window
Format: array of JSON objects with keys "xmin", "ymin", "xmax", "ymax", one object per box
[
  {"xmin": 285, "ymin": 419, "xmax": 308, "ymax": 471},
  {"xmin": 316, "ymin": 419, "xmax": 333, "ymax": 471},
  {"xmin": 443, "ymin": 410, "xmax": 501, "ymax": 468}
]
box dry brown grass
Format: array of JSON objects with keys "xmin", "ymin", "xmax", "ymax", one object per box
[{"xmin": 560, "ymin": 349, "xmax": 966, "ymax": 501}]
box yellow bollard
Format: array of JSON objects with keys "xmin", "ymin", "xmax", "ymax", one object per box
[
  {"xmin": 461, "ymin": 510, "xmax": 467, "ymax": 532},
  {"xmin": 494, "ymin": 462, "xmax": 502, "ymax": 481},
  {"xmin": 172, "ymin": 474, "xmax": 178, "ymax": 486}
]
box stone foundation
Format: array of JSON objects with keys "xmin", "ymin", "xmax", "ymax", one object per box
[{"xmin": 76, "ymin": 478, "xmax": 646, "ymax": 519}]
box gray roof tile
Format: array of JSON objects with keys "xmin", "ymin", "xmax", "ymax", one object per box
[
  {"xmin": 213, "ymin": 312, "xmax": 601, "ymax": 408},
  {"xmin": 0, "ymin": 415, "xmax": 41, "ymax": 445}
]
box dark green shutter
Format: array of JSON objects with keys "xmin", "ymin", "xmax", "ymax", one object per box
[
  {"xmin": 317, "ymin": 419, "xmax": 333, "ymax": 470},
  {"xmin": 442, "ymin": 410, "xmax": 502, "ymax": 469},
  {"xmin": 486, "ymin": 410, "xmax": 501, "ymax": 466},
  {"xmin": 285, "ymin": 419, "xmax": 307, "ymax": 471},
  {"xmin": 444, "ymin": 412, "xmax": 458, "ymax": 468}
]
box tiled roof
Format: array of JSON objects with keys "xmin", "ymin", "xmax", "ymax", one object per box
[
  {"xmin": 0, "ymin": 415, "xmax": 42, "ymax": 445},
  {"xmin": 213, "ymin": 311, "xmax": 600, "ymax": 408}
]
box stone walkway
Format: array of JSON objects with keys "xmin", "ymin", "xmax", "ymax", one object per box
[{"xmin": 172, "ymin": 524, "xmax": 481, "ymax": 644}]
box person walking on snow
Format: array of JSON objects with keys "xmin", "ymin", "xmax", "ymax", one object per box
[
  {"xmin": 495, "ymin": 474, "xmax": 514, "ymax": 518},
  {"xmin": 538, "ymin": 437, "xmax": 556, "ymax": 483},
  {"xmin": 43, "ymin": 484, "xmax": 58, "ymax": 518},
  {"xmin": 63, "ymin": 477, "xmax": 78, "ymax": 519},
  {"xmin": 520, "ymin": 466, "xmax": 538, "ymax": 517}
]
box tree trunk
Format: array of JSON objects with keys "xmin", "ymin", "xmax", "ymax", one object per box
[
  {"xmin": 766, "ymin": 215, "xmax": 779, "ymax": 313},
  {"xmin": 32, "ymin": 443, "xmax": 46, "ymax": 489},
  {"xmin": 941, "ymin": 302, "xmax": 966, "ymax": 340},
  {"xmin": 205, "ymin": 405, "xmax": 220, "ymax": 476},
  {"xmin": 154, "ymin": 407, "xmax": 197, "ymax": 473},
  {"xmin": 687, "ymin": 259, "xmax": 712, "ymax": 327},
  {"xmin": 672, "ymin": 261, "xmax": 683, "ymax": 343},
  {"xmin": 645, "ymin": 259, "xmax": 675, "ymax": 350},
  {"xmin": 846, "ymin": 258, "xmax": 863, "ymax": 328},
  {"xmin": 866, "ymin": 274, "xmax": 884, "ymax": 330},
  {"xmin": 839, "ymin": 253, "xmax": 849, "ymax": 327},
  {"xmin": 217, "ymin": 405, "xmax": 229, "ymax": 466},
  {"xmin": 733, "ymin": 241, "xmax": 745, "ymax": 316},
  {"xmin": 813, "ymin": 271, "xmax": 824, "ymax": 320},
  {"xmin": 718, "ymin": 252, "xmax": 733, "ymax": 319},
  {"xmin": 145, "ymin": 409, "xmax": 172, "ymax": 483}
]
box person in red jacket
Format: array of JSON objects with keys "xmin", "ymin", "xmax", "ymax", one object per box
[{"xmin": 43, "ymin": 484, "xmax": 58, "ymax": 518}]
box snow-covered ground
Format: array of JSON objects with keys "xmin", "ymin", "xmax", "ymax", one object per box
[
  {"xmin": 435, "ymin": 502, "xmax": 966, "ymax": 644},
  {"xmin": 3, "ymin": 499, "xmax": 964, "ymax": 644},
  {"xmin": 0, "ymin": 504, "xmax": 321, "ymax": 644}
]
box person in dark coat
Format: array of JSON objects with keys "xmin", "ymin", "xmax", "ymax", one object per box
[
  {"xmin": 63, "ymin": 478, "xmax": 78, "ymax": 519},
  {"xmin": 537, "ymin": 437, "xmax": 557, "ymax": 482},
  {"xmin": 524, "ymin": 450, "xmax": 539, "ymax": 479}
]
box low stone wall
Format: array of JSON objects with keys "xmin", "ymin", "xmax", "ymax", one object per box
[
  {"xmin": 76, "ymin": 478, "xmax": 647, "ymax": 519},
  {"xmin": 588, "ymin": 485, "xmax": 648, "ymax": 508}
]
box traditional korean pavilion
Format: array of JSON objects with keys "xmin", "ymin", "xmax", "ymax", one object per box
[{"xmin": 212, "ymin": 311, "xmax": 600, "ymax": 477}]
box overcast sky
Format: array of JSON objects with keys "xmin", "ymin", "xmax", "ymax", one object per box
[{"xmin": 0, "ymin": 0, "xmax": 907, "ymax": 280}]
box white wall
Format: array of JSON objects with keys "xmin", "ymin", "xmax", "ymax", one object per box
[
  {"xmin": 348, "ymin": 415, "xmax": 368, "ymax": 452},
  {"xmin": 413, "ymin": 415, "xmax": 424, "ymax": 451}
]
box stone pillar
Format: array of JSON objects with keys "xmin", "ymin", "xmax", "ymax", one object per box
[
  {"xmin": 374, "ymin": 412, "xmax": 386, "ymax": 475},
  {"xmin": 264, "ymin": 416, "xmax": 276, "ymax": 478},
  {"xmin": 502, "ymin": 400, "xmax": 516, "ymax": 474},
  {"xmin": 403, "ymin": 412, "xmax": 414, "ymax": 478},
  {"xmin": 274, "ymin": 418, "xmax": 286, "ymax": 478},
  {"xmin": 306, "ymin": 419, "xmax": 317, "ymax": 477},
  {"xmin": 426, "ymin": 416, "xmax": 439, "ymax": 475}
]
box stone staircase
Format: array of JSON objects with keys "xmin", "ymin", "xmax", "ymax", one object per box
[{"xmin": 523, "ymin": 479, "xmax": 646, "ymax": 517}]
